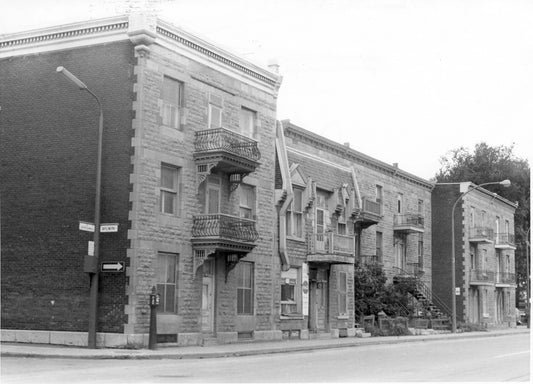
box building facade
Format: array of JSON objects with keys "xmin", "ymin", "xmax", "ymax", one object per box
[
  {"xmin": 432, "ymin": 183, "xmax": 518, "ymax": 328},
  {"xmin": 1, "ymin": 14, "xmax": 282, "ymax": 347}
]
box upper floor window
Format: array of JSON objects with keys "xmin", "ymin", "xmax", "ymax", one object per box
[
  {"xmin": 376, "ymin": 185, "xmax": 383, "ymax": 205},
  {"xmin": 417, "ymin": 199, "xmax": 423, "ymax": 215},
  {"xmin": 337, "ymin": 207, "xmax": 347, "ymax": 235},
  {"xmin": 495, "ymin": 216, "xmax": 500, "ymax": 235},
  {"xmin": 376, "ymin": 231, "xmax": 383, "ymax": 262},
  {"xmin": 240, "ymin": 107, "xmax": 257, "ymax": 139},
  {"xmin": 286, "ymin": 187, "xmax": 304, "ymax": 238},
  {"xmin": 316, "ymin": 190, "xmax": 329, "ymax": 234},
  {"xmin": 396, "ymin": 193, "xmax": 403, "ymax": 214},
  {"xmin": 237, "ymin": 262, "xmax": 254, "ymax": 315},
  {"xmin": 470, "ymin": 206, "xmax": 476, "ymax": 227},
  {"xmin": 208, "ymin": 94, "xmax": 222, "ymax": 129},
  {"xmin": 481, "ymin": 211, "xmax": 486, "ymax": 227},
  {"xmin": 162, "ymin": 76, "xmax": 183, "ymax": 130},
  {"xmin": 160, "ymin": 164, "xmax": 180, "ymax": 215},
  {"xmin": 418, "ymin": 233, "xmax": 424, "ymax": 267},
  {"xmin": 239, "ymin": 184, "xmax": 256, "ymax": 220},
  {"xmin": 505, "ymin": 220, "xmax": 510, "ymax": 234},
  {"xmin": 156, "ymin": 252, "xmax": 178, "ymax": 313}
]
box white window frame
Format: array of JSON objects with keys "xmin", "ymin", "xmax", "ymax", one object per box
[
  {"xmin": 287, "ymin": 187, "xmax": 304, "ymax": 238},
  {"xmin": 156, "ymin": 252, "xmax": 178, "ymax": 314},
  {"xmin": 237, "ymin": 262, "xmax": 254, "ymax": 315},
  {"xmin": 161, "ymin": 76, "xmax": 183, "ymax": 130},
  {"xmin": 240, "ymin": 107, "xmax": 257, "ymax": 139},
  {"xmin": 239, "ymin": 184, "xmax": 256, "ymax": 220},
  {"xmin": 160, "ymin": 163, "xmax": 180, "ymax": 215},
  {"xmin": 281, "ymin": 267, "xmax": 301, "ymax": 315}
]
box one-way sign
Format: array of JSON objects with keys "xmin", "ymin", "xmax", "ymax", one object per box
[{"xmin": 101, "ymin": 262, "xmax": 125, "ymax": 273}]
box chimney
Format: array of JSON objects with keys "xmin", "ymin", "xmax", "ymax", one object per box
[
  {"xmin": 267, "ymin": 58, "xmax": 280, "ymax": 74},
  {"xmin": 393, "ymin": 163, "xmax": 398, "ymax": 168},
  {"xmin": 343, "ymin": 142, "xmax": 350, "ymax": 148}
]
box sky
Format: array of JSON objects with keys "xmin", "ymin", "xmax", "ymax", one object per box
[{"xmin": 1, "ymin": 0, "xmax": 532, "ymax": 180}]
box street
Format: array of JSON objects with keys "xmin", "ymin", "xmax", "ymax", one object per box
[{"xmin": 1, "ymin": 333, "xmax": 529, "ymax": 383}]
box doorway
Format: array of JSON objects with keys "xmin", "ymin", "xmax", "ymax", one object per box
[
  {"xmin": 310, "ymin": 268, "xmax": 329, "ymax": 332},
  {"xmin": 201, "ymin": 260, "xmax": 215, "ymax": 334}
]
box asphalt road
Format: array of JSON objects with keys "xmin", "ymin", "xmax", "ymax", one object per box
[{"xmin": 1, "ymin": 333, "xmax": 529, "ymax": 383}]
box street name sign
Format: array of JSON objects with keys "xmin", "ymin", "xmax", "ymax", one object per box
[
  {"xmin": 79, "ymin": 221, "xmax": 95, "ymax": 232},
  {"xmin": 100, "ymin": 223, "xmax": 119, "ymax": 233},
  {"xmin": 101, "ymin": 262, "xmax": 125, "ymax": 273}
]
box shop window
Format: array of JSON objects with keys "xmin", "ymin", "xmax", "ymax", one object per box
[{"xmin": 281, "ymin": 268, "xmax": 300, "ymax": 315}]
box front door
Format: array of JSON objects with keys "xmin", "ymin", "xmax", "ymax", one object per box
[
  {"xmin": 395, "ymin": 236, "xmax": 406, "ymax": 270},
  {"xmin": 201, "ymin": 260, "xmax": 215, "ymax": 334},
  {"xmin": 310, "ymin": 268, "xmax": 328, "ymax": 332}
]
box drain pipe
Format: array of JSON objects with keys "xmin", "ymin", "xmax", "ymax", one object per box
[{"xmin": 276, "ymin": 121, "xmax": 292, "ymax": 271}]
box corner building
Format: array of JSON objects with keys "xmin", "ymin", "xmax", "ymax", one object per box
[
  {"xmin": 0, "ymin": 15, "xmax": 282, "ymax": 347},
  {"xmin": 432, "ymin": 183, "xmax": 518, "ymax": 328}
]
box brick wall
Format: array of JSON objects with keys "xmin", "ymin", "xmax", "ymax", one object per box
[{"xmin": 0, "ymin": 42, "xmax": 135, "ymax": 332}]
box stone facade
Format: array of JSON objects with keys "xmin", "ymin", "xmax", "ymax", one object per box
[{"xmin": 432, "ymin": 183, "xmax": 518, "ymax": 328}]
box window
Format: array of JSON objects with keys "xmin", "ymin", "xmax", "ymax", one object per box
[
  {"xmin": 240, "ymin": 107, "xmax": 257, "ymax": 139},
  {"xmin": 505, "ymin": 220, "xmax": 510, "ymax": 234},
  {"xmin": 156, "ymin": 252, "xmax": 178, "ymax": 313},
  {"xmin": 418, "ymin": 199, "xmax": 423, "ymax": 215},
  {"xmin": 397, "ymin": 193, "xmax": 403, "ymax": 214},
  {"xmin": 208, "ymin": 94, "xmax": 222, "ymax": 129},
  {"xmin": 338, "ymin": 271, "xmax": 347, "ymax": 316},
  {"xmin": 482, "ymin": 249, "xmax": 488, "ymax": 271},
  {"xmin": 376, "ymin": 185, "xmax": 383, "ymax": 205},
  {"xmin": 495, "ymin": 216, "xmax": 500, "ymax": 235},
  {"xmin": 376, "ymin": 231, "xmax": 383, "ymax": 262},
  {"xmin": 237, "ymin": 262, "xmax": 254, "ymax": 315},
  {"xmin": 470, "ymin": 245, "xmax": 476, "ymax": 270},
  {"xmin": 337, "ymin": 207, "xmax": 347, "ymax": 235},
  {"xmin": 161, "ymin": 76, "xmax": 182, "ymax": 129},
  {"xmin": 286, "ymin": 187, "xmax": 304, "ymax": 238},
  {"xmin": 281, "ymin": 268, "xmax": 300, "ymax": 315},
  {"xmin": 481, "ymin": 211, "xmax": 486, "ymax": 227},
  {"xmin": 239, "ymin": 184, "xmax": 256, "ymax": 220},
  {"xmin": 160, "ymin": 164, "xmax": 180, "ymax": 215},
  {"xmin": 482, "ymin": 289, "xmax": 489, "ymax": 317},
  {"xmin": 470, "ymin": 206, "xmax": 475, "ymax": 227},
  {"xmin": 505, "ymin": 254, "xmax": 511, "ymax": 273},
  {"xmin": 418, "ymin": 233, "xmax": 424, "ymax": 268}
]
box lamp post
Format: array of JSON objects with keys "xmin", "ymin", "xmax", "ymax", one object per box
[
  {"xmin": 450, "ymin": 179, "xmax": 511, "ymax": 333},
  {"xmin": 526, "ymin": 227, "xmax": 530, "ymax": 329},
  {"xmin": 57, "ymin": 66, "xmax": 103, "ymax": 349}
]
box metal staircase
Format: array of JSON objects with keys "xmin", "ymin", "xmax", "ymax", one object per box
[{"xmin": 392, "ymin": 267, "xmax": 452, "ymax": 327}]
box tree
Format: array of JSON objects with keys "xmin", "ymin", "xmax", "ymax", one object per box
[{"xmin": 435, "ymin": 142, "xmax": 530, "ymax": 308}]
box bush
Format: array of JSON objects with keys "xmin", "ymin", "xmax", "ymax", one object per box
[{"xmin": 457, "ymin": 322, "xmax": 488, "ymax": 332}]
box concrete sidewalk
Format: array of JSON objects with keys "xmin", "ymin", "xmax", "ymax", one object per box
[{"xmin": 1, "ymin": 327, "xmax": 529, "ymax": 360}]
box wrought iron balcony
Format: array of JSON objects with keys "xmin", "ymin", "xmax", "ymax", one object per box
[
  {"xmin": 191, "ymin": 214, "xmax": 259, "ymax": 254},
  {"xmin": 393, "ymin": 214, "xmax": 424, "ymax": 233},
  {"xmin": 469, "ymin": 227, "xmax": 494, "ymax": 244},
  {"xmin": 495, "ymin": 272, "xmax": 516, "ymax": 285},
  {"xmin": 359, "ymin": 254, "xmax": 382, "ymax": 267},
  {"xmin": 194, "ymin": 127, "xmax": 260, "ymax": 173},
  {"xmin": 495, "ymin": 233, "xmax": 516, "ymax": 249},
  {"xmin": 307, "ymin": 232, "xmax": 355, "ymax": 264},
  {"xmin": 356, "ymin": 197, "xmax": 382, "ymax": 228},
  {"xmin": 469, "ymin": 269, "xmax": 495, "ymax": 285}
]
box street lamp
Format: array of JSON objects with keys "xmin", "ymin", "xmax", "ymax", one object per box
[
  {"xmin": 450, "ymin": 179, "xmax": 511, "ymax": 333},
  {"xmin": 57, "ymin": 66, "xmax": 103, "ymax": 349}
]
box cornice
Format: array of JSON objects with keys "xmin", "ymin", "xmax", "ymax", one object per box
[
  {"xmin": 282, "ymin": 120, "xmax": 434, "ymax": 190},
  {"xmin": 0, "ymin": 15, "xmax": 282, "ymax": 91}
]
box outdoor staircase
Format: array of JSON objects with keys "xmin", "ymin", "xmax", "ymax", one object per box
[{"xmin": 393, "ymin": 268, "xmax": 452, "ymax": 329}]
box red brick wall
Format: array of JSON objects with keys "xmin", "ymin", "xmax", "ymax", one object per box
[{"xmin": 0, "ymin": 42, "xmax": 135, "ymax": 332}]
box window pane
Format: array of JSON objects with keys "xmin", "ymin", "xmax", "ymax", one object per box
[
  {"xmin": 162, "ymin": 77, "xmax": 181, "ymax": 104},
  {"xmin": 240, "ymin": 108, "xmax": 255, "ymax": 138},
  {"xmin": 161, "ymin": 166, "xmax": 175, "ymax": 189},
  {"xmin": 165, "ymin": 285, "xmax": 175, "ymax": 312},
  {"xmin": 294, "ymin": 189, "xmax": 302, "ymax": 211},
  {"xmin": 281, "ymin": 284, "xmax": 295, "ymax": 301},
  {"xmin": 161, "ymin": 191, "xmax": 176, "ymax": 214},
  {"xmin": 244, "ymin": 290, "xmax": 252, "ymax": 314},
  {"xmin": 166, "ymin": 255, "xmax": 176, "ymax": 284}
]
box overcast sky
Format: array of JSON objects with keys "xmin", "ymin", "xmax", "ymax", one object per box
[{"xmin": 1, "ymin": 0, "xmax": 531, "ymax": 180}]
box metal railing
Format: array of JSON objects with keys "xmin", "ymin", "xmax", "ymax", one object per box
[
  {"xmin": 194, "ymin": 127, "xmax": 261, "ymax": 161},
  {"xmin": 469, "ymin": 227, "xmax": 494, "ymax": 241},
  {"xmin": 310, "ymin": 232, "xmax": 355, "ymax": 255},
  {"xmin": 469, "ymin": 269, "xmax": 495, "ymax": 283},
  {"xmin": 495, "ymin": 272, "xmax": 516, "ymax": 284},
  {"xmin": 495, "ymin": 233, "xmax": 515, "ymax": 246},
  {"xmin": 192, "ymin": 214, "xmax": 259, "ymax": 242},
  {"xmin": 361, "ymin": 197, "xmax": 382, "ymax": 216},
  {"xmin": 394, "ymin": 214, "xmax": 424, "ymax": 228},
  {"xmin": 359, "ymin": 254, "xmax": 381, "ymax": 266},
  {"xmin": 393, "ymin": 266, "xmax": 453, "ymax": 319}
]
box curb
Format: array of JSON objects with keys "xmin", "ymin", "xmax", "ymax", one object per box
[{"xmin": 2, "ymin": 329, "xmax": 529, "ymax": 360}]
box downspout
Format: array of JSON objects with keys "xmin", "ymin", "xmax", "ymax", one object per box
[
  {"xmin": 276, "ymin": 120, "xmax": 292, "ymax": 271},
  {"xmin": 350, "ymin": 167, "xmax": 363, "ymax": 209}
]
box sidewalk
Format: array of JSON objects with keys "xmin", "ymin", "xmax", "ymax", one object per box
[{"xmin": 1, "ymin": 327, "xmax": 529, "ymax": 360}]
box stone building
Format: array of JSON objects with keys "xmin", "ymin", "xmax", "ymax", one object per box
[
  {"xmin": 0, "ymin": 14, "xmax": 282, "ymax": 347},
  {"xmin": 432, "ymin": 183, "xmax": 518, "ymax": 328},
  {"xmin": 277, "ymin": 121, "xmax": 437, "ymax": 327}
]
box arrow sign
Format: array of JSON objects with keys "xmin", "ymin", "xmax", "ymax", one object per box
[{"xmin": 101, "ymin": 262, "xmax": 125, "ymax": 273}]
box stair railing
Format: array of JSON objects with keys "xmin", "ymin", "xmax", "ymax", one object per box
[{"xmin": 393, "ymin": 267, "xmax": 453, "ymax": 319}]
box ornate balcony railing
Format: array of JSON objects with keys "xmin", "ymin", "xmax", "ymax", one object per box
[
  {"xmin": 495, "ymin": 233, "xmax": 515, "ymax": 247},
  {"xmin": 469, "ymin": 269, "xmax": 495, "ymax": 284},
  {"xmin": 192, "ymin": 214, "xmax": 259, "ymax": 242},
  {"xmin": 310, "ymin": 232, "xmax": 355, "ymax": 255},
  {"xmin": 359, "ymin": 254, "xmax": 382, "ymax": 266},
  {"xmin": 194, "ymin": 127, "xmax": 261, "ymax": 162},
  {"xmin": 496, "ymin": 272, "xmax": 516, "ymax": 284}
]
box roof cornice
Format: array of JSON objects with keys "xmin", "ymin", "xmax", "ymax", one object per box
[
  {"xmin": 0, "ymin": 15, "xmax": 282, "ymax": 91},
  {"xmin": 282, "ymin": 120, "xmax": 434, "ymax": 190}
]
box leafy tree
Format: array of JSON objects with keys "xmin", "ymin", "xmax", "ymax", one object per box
[{"xmin": 435, "ymin": 142, "xmax": 530, "ymax": 308}]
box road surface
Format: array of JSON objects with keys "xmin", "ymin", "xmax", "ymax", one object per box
[{"xmin": 1, "ymin": 333, "xmax": 529, "ymax": 383}]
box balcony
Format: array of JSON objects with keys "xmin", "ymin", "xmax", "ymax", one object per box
[
  {"xmin": 469, "ymin": 269, "xmax": 495, "ymax": 285},
  {"xmin": 393, "ymin": 214, "xmax": 424, "ymax": 233},
  {"xmin": 495, "ymin": 233, "xmax": 516, "ymax": 250},
  {"xmin": 495, "ymin": 272, "xmax": 516, "ymax": 286},
  {"xmin": 307, "ymin": 232, "xmax": 355, "ymax": 264},
  {"xmin": 356, "ymin": 197, "xmax": 382, "ymax": 228},
  {"xmin": 191, "ymin": 214, "xmax": 259, "ymax": 254},
  {"xmin": 194, "ymin": 127, "xmax": 260, "ymax": 188},
  {"xmin": 359, "ymin": 254, "xmax": 383, "ymax": 267},
  {"xmin": 469, "ymin": 227, "xmax": 494, "ymax": 244}
]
